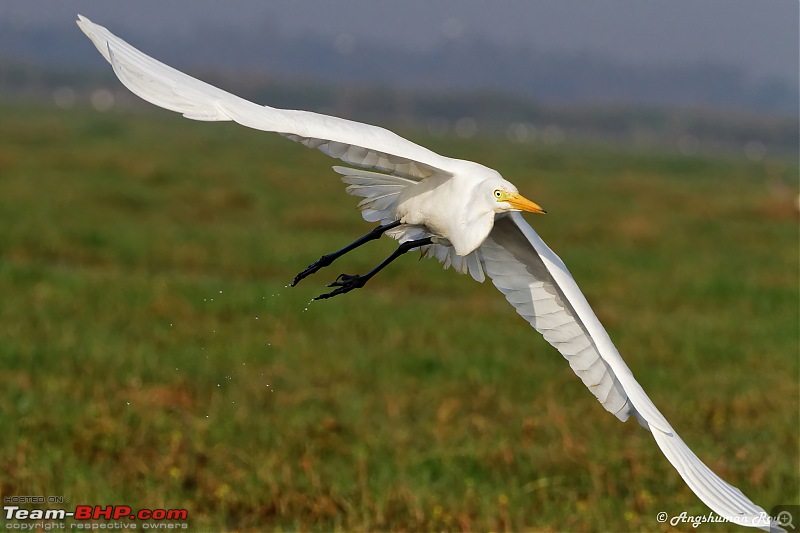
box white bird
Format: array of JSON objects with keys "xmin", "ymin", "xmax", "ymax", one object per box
[{"xmin": 76, "ymin": 15, "xmax": 781, "ymax": 532}]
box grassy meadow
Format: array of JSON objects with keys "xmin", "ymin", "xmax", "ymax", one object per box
[{"xmin": 1, "ymin": 102, "xmax": 797, "ymax": 531}]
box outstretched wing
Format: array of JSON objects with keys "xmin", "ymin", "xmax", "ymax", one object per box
[
  {"xmin": 478, "ymin": 212, "xmax": 777, "ymax": 531},
  {"xmin": 76, "ymin": 15, "xmax": 452, "ymax": 181},
  {"xmin": 77, "ymin": 15, "xmax": 490, "ymax": 281}
]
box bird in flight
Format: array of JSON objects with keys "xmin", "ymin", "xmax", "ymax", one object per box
[{"xmin": 76, "ymin": 15, "xmax": 780, "ymax": 532}]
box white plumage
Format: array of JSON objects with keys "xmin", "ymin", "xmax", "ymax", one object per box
[{"xmin": 76, "ymin": 15, "xmax": 780, "ymax": 531}]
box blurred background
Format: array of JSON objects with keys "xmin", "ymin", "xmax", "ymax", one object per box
[
  {"xmin": 2, "ymin": 0, "xmax": 798, "ymax": 156},
  {"xmin": 2, "ymin": 2, "xmax": 798, "ymax": 531}
]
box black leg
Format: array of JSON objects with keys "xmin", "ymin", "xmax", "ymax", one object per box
[
  {"xmin": 292, "ymin": 220, "xmax": 402, "ymax": 286},
  {"xmin": 314, "ymin": 237, "xmax": 433, "ymax": 300}
]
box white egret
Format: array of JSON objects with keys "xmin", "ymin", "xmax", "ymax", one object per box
[{"xmin": 76, "ymin": 16, "xmax": 781, "ymax": 532}]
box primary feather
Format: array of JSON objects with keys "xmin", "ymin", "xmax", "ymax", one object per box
[{"xmin": 76, "ymin": 15, "xmax": 780, "ymax": 531}]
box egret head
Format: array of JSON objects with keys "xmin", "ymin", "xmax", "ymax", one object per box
[{"xmin": 483, "ymin": 179, "xmax": 546, "ymax": 215}]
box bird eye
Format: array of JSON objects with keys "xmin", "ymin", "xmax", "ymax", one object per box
[{"xmin": 494, "ymin": 190, "xmax": 502, "ymax": 198}]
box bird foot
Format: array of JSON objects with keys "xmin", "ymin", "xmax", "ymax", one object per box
[
  {"xmin": 291, "ymin": 254, "xmax": 335, "ymax": 286},
  {"xmin": 313, "ymin": 273, "xmax": 368, "ymax": 300}
]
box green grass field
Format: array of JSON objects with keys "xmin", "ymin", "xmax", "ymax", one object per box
[{"xmin": 1, "ymin": 102, "xmax": 797, "ymax": 532}]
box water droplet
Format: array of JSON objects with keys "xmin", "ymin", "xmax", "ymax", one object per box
[
  {"xmin": 217, "ymin": 384, "xmax": 220, "ymax": 387},
  {"xmin": 254, "ymin": 315, "xmax": 259, "ymax": 320},
  {"xmin": 126, "ymin": 401, "xmax": 130, "ymax": 405},
  {"xmin": 219, "ymin": 290, "xmax": 223, "ymax": 294},
  {"xmin": 210, "ymin": 298, "xmax": 214, "ymax": 301},
  {"xmin": 206, "ymin": 415, "xmax": 209, "ymax": 418}
]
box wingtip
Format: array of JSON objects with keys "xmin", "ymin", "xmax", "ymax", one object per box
[{"xmin": 76, "ymin": 14, "xmax": 94, "ymax": 36}]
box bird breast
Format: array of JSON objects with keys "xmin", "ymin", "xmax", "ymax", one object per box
[{"xmin": 395, "ymin": 175, "xmax": 495, "ymax": 256}]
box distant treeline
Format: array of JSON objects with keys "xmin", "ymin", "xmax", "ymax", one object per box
[{"xmin": 1, "ymin": 58, "xmax": 796, "ymax": 158}]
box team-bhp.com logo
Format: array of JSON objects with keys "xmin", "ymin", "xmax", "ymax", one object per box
[{"xmin": 4, "ymin": 504, "xmax": 189, "ymax": 529}]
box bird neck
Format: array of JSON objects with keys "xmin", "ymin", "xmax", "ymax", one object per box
[{"xmin": 450, "ymin": 210, "xmax": 495, "ymax": 256}]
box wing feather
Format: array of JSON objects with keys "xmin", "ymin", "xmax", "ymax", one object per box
[
  {"xmin": 479, "ymin": 216, "xmax": 634, "ymax": 421},
  {"xmin": 76, "ymin": 15, "xmax": 452, "ymax": 180},
  {"xmin": 479, "ymin": 213, "xmax": 777, "ymax": 531}
]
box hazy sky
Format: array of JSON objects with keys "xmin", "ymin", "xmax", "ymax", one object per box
[{"xmin": 2, "ymin": 0, "xmax": 797, "ymax": 83}]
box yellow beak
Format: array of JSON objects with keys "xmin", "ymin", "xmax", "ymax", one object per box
[{"xmin": 508, "ymin": 193, "xmax": 546, "ymax": 214}]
